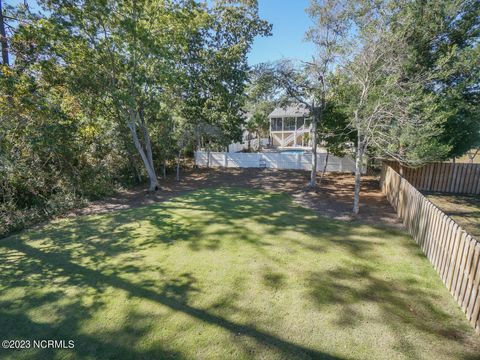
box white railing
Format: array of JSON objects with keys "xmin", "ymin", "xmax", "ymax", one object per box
[
  {"xmin": 277, "ymin": 125, "xmax": 310, "ymax": 147},
  {"xmin": 282, "ymin": 132, "xmax": 297, "ymax": 147}
]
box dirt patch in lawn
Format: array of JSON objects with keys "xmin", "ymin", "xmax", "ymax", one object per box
[
  {"xmin": 426, "ymin": 193, "xmax": 480, "ymax": 239},
  {"xmin": 66, "ymin": 168, "xmax": 402, "ymax": 228}
]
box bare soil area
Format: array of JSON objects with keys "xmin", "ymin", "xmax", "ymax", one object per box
[
  {"xmin": 427, "ymin": 193, "xmax": 480, "ymax": 239},
  {"xmin": 67, "ymin": 168, "xmax": 402, "ymax": 228}
]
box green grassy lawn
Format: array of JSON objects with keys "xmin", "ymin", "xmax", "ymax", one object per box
[
  {"xmin": 427, "ymin": 194, "xmax": 480, "ymax": 239},
  {"xmin": 1, "ymin": 188, "xmax": 479, "ymax": 359}
]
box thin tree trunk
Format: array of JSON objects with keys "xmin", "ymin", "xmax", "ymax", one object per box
[
  {"xmin": 468, "ymin": 149, "xmax": 479, "ymax": 163},
  {"xmin": 206, "ymin": 145, "xmax": 210, "ymax": 169},
  {"xmin": 319, "ymin": 150, "xmax": 329, "ymax": 186},
  {"xmin": 163, "ymin": 160, "xmax": 167, "ymax": 179},
  {"xmin": 176, "ymin": 150, "xmax": 181, "ymax": 181},
  {"xmin": 194, "ymin": 124, "xmax": 200, "ymax": 169},
  {"xmin": 127, "ymin": 114, "xmax": 158, "ymax": 192},
  {"xmin": 353, "ymin": 134, "xmax": 363, "ymax": 214},
  {"xmin": 309, "ymin": 109, "xmax": 318, "ymax": 188},
  {"xmin": 139, "ymin": 115, "xmax": 154, "ymax": 171},
  {"xmin": 0, "ymin": 0, "xmax": 9, "ymax": 66},
  {"xmin": 132, "ymin": 154, "xmax": 142, "ymax": 183}
]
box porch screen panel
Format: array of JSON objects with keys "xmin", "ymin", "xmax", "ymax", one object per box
[
  {"xmin": 297, "ymin": 117, "xmax": 305, "ymax": 128},
  {"xmin": 284, "ymin": 117, "xmax": 296, "ymax": 130},
  {"xmin": 271, "ymin": 118, "xmax": 282, "ymax": 131}
]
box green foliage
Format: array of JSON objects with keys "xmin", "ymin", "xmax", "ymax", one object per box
[
  {"xmin": 178, "ymin": 1, "xmax": 271, "ymax": 150},
  {"xmin": 394, "ymin": 0, "xmax": 480, "ymax": 158},
  {"xmin": 1, "ymin": 0, "xmax": 270, "ymax": 236},
  {"xmin": 244, "ymin": 67, "xmax": 276, "ymax": 140},
  {"xmin": 319, "ymin": 99, "xmax": 355, "ymax": 157},
  {"xmin": 0, "ymin": 65, "xmax": 132, "ymax": 236}
]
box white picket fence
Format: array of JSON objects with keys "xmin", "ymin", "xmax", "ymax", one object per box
[{"xmin": 195, "ymin": 151, "xmax": 360, "ymax": 173}]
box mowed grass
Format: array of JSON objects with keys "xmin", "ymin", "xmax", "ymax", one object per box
[
  {"xmin": 1, "ymin": 188, "xmax": 479, "ymax": 360},
  {"xmin": 427, "ymin": 194, "xmax": 480, "ymax": 239}
]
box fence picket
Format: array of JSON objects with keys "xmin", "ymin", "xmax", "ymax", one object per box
[
  {"xmin": 381, "ymin": 163, "xmax": 480, "ymax": 333},
  {"xmin": 451, "ymin": 232, "xmax": 467, "ymax": 297},
  {"xmin": 447, "ymin": 228, "xmax": 464, "ymax": 291},
  {"xmin": 465, "ymin": 244, "xmax": 480, "ymax": 320}
]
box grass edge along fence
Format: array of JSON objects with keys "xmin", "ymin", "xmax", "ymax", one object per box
[{"xmin": 381, "ymin": 163, "xmax": 480, "ymax": 334}]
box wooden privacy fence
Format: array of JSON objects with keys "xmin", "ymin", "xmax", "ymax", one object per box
[
  {"xmin": 381, "ymin": 164, "xmax": 480, "ymax": 334},
  {"xmin": 385, "ymin": 161, "xmax": 480, "ymax": 194}
]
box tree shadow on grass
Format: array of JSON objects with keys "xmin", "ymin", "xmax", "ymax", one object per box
[
  {"xmin": 0, "ymin": 305, "xmax": 186, "ymax": 359},
  {"xmin": 0, "ymin": 240, "xmax": 343, "ymax": 360},
  {"xmin": 1, "ymin": 187, "xmax": 478, "ymax": 359},
  {"xmin": 306, "ymin": 255, "xmax": 479, "ymax": 359}
]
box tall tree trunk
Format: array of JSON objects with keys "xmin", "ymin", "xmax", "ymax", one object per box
[
  {"xmin": 319, "ymin": 150, "xmax": 329, "ymax": 186},
  {"xmin": 127, "ymin": 114, "xmax": 159, "ymax": 192},
  {"xmin": 309, "ymin": 109, "xmax": 318, "ymax": 188},
  {"xmin": 139, "ymin": 112, "xmax": 154, "ymax": 171},
  {"xmin": 194, "ymin": 124, "xmax": 200, "ymax": 169},
  {"xmin": 206, "ymin": 144, "xmax": 210, "ymax": 169},
  {"xmin": 0, "ymin": 0, "xmax": 9, "ymax": 66},
  {"xmin": 176, "ymin": 150, "xmax": 181, "ymax": 181},
  {"xmin": 353, "ymin": 131, "xmax": 364, "ymax": 214}
]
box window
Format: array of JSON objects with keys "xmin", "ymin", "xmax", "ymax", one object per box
[
  {"xmin": 284, "ymin": 117, "xmax": 296, "ymax": 130},
  {"xmin": 271, "ymin": 118, "xmax": 282, "ymax": 131},
  {"xmin": 297, "ymin": 117, "xmax": 305, "ymax": 128}
]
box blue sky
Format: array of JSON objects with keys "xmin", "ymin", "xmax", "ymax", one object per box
[{"xmin": 247, "ymin": 0, "xmax": 316, "ymax": 65}]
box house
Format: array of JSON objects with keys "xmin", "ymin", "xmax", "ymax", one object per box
[{"xmin": 269, "ymin": 104, "xmax": 311, "ymax": 148}]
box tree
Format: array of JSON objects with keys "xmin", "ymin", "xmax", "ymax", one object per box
[
  {"xmin": 27, "ymin": 0, "xmax": 207, "ymax": 191},
  {"xmin": 173, "ymin": 120, "xmax": 194, "ymax": 181},
  {"xmin": 337, "ymin": 1, "xmax": 449, "ymax": 214},
  {"xmin": 251, "ymin": 57, "xmax": 350, "ymax": 189},
  {"xmin": 245, "ymin": 67, "xmax": 277, "ymax": 149},
  {"xmin": 1, "ymin": 0, "xmax": 270, "ymax": 235},
  {"xmin": 317, "ymin": 93, "xmax": 355, "ymax": 185},
  {"xmin": 256, "ymin": 0, "xmax": 349, "ymax": 189},
  {"xmin": 178, "ymin": 0, "xmax": 271, "ymax": 156},
  {"xmin": 246, "ymin": 112, "xmax": 270, "ymax": 150},
  {"xmin": 304, "ymin": 0, "xmax": 349, "ymax": 188},
  {"xmin": 393, "ymin": 0, "xmax": 480, "ymax": 159},
  {"xmin": 271, "ymin": 60, "xmax": 320, "ymax": 188},
  {"xmin": 0, "ymin": 0, "xmax": 9, "ymax": 66}
]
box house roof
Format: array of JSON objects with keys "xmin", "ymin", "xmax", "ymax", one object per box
[{"xmin": 268, "ymin": 104, "xmax": 310, "ymax": 118}]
